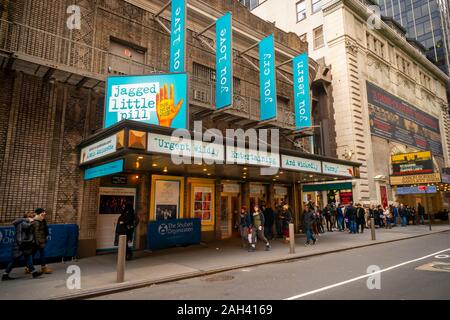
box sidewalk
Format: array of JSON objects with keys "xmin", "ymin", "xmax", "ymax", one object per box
[{"xmin": 1, "ymin": 224, "xmax": 449, "ymax": 300}]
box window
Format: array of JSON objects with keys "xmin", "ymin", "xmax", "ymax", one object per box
[
  {"xmin": 313, "ymin": 26, "xmax": 324, "ymax": 49},
  {"xmin": 312, "ymin": 0, "xmax": 322, "ymax": 13},
  {"xmin": 296, "ymin": 0, "xmax": 306, "ymax": 22}
]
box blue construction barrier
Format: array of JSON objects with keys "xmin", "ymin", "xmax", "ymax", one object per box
[
  {"xmin": 0, "ymin": 224, "xmax": 79, "ymax": 265},
  {"xmin": 147, "ymin": 218, "xmax": 201, "ymax": 251}
]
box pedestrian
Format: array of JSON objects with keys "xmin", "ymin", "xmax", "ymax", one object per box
[
  {"xmin": 337, "ymin": 203, "xmax": 344, "ymax": 231},
  {"xmin": 330, "ymin": 203, "xmax": 337, "ymax": 231},
  {"xmin": 2, "ymin": 212, "xmax": 43, "ymax": 280},
  {"xmin": 303, "ymin": 207, "xmax": 316, "ymax": 246},
  {"xmin": 418, "ymin": 203, "xmax": 425, "ymax": 225},
  {"xmin": 281, "ymin": 204, "xmax": 293, "ymax": 243},
  {"xmin": 27, "ymin": 208, "xmax": 52, "ymax": 274},
  {"xmin": 385, "ymin": 206, "xmax": 393, "ymax": 229},
  {"xmin": 410, "ymin": 206, "xmax": 416, "ymax": 225},
  {"xmin": 399, "ymin": 203, "xmax": 408, "ymax": 226},
  {"xmin": 377, "ymin": 205, "xmax": 384, "ymax": 228},
  {"xmin": 263, "ymin": 203, "xmax": 275, "ymax": 240},
  {"xmin": 392, "ymin": 204, "xmax": 398, "ymax": 226},
  {"xmin": 114, "ymin": 203, "xmax": 138, "ymax": 260},
  {"xmin": 238, "ymin": 206, "xmax": 250, "ymax": 249},
  {"xmin": 356, "ymin": 203, "xmax": 365, "ymax": 233},
  {"xmin": 346, "ymin": 202, "xmax": 357, "ymax": 234},
  {"xmin": 248, "ymin": 204, "xmax": 271, "ymax": 252},
  {"xmin": 274, "ymin": 204, "xmax": 284, "ymax": 238},
  {"xmin": 323, "ymin": 204, "xmax": 332, "ymax": 232}
]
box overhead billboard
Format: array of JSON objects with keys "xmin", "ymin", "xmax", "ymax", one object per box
[
  {"xmin": 259, "ymin": 35, "xmax": 277, "ymax": 121},
  {"xmin": 367, "ymin": 81, "xmax": 443, "ymax": 157},
  {"xmin": 170, "ymin": 0, "xmax": 186, "ymax": 72},
  {"xmin": 293, "ymin": 53, "xmax": 311, "ymax": 129},
  {"xmin": 216, "ymin": 12, "xmax": 233, "ymax": 109},
  {"xmin": 104, "ymin": 73, "xmax": 188, "ymax": 129},
  {"xmin": 391, "ymin": 151, "xmax": 433, "ymax": 176}
]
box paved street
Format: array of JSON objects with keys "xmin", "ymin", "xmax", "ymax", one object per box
[
  {"xmin": 1, "ymin": 225, "xmax": 449, "ymax": 300},
  {"xmin": 93, "ymin": 231, "xmax": 450, "ymax": 300}
]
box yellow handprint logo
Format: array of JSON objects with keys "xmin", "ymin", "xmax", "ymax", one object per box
[{"xmin": 156, "ymin": 83, "xmax": 184, "ymax": 127}]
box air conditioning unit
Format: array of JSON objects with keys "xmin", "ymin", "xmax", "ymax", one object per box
[{"xmin": 193, "ymin": 89, "xmax": 208, "ymax": 103}]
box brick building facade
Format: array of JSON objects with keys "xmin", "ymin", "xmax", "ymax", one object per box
[{"xmin": 0, "ymin": 0, "xmax": 342, "ymax": 255}]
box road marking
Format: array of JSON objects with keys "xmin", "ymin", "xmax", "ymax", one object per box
[
  {"xmin": 285, "ymin": 248, "xmax": 450, "ymax": 300},
  {"xmin": 434, "ymin": 254, "xmax": 450, "ymax": 259}
]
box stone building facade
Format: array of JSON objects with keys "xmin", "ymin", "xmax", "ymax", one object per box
[{"xmin": 252, "ymin": 0, "xmax": 450, "ymax": 207}]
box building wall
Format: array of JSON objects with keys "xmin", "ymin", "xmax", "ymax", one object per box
[
  {"xmin": 0, "ymin": 0, "xmax": 319, "ymax": 250},
  {"xmin": 251, "ymin": 0, "xmax": 450, "ymax": 204}
]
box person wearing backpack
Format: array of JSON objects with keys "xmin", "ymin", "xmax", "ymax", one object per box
[{"xmin": 2, "ymin": 212, "xmax": 43, "ymax": 280}]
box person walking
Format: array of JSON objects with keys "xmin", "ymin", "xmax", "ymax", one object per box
[
  {"xmin": 346, "ymin": 203, "xmax": 357, "ymax": 234},
  {"xmin": 238, "ymin": 206, "xmax": 250, "ymax": 249},
  {"xmin": 323, "ymin": 204, "xmax": 332, "ymax": 232},
  {"xmin": 303, "ymin": 207, "xmax": 316, "ymax": 246},
  {"xmin": 392, "ymin": 204, "xmax": 398, "ymax": 227},
  {"xmin": 28, "ymin": 208, "xmax": 52, "ymax": 274},
  {"xmin": 263, "ymin": 203, "xmax": 275, "ymax": 240},
  {"xmin": 418, "ymin": 203, "xmax": 425, "ymax": 225},
  {"xmin": 356, "ymin": 203, "xmax": 365, "ymax": 233},
  {"xmin": 399, "ymin": 203, "xmax": 408, "ymax": 227},
  {"xmin": 330, "ymin": 203, "xmax": 337, "ymax": 231},
  {"xmin": 114, "ymin": 203, "xmax": 138, "ymax": 260},
  {"xmin": 281, "ymin": 204, "xmax": 293, "ymax": 243},
  {"xmin": 2, "ymin": 212, "xmax": 43, "ymax": 280},
  {"xmin": 248, "ymin": 204, "xmax": 271, "ymax": 252},
  {"xmin": 274, "ymin": 204, "xmax": 284, "ymax": 239},
  {"xmin": 337, "ymin": 203, "xmax": 344, "ymax": 231}
]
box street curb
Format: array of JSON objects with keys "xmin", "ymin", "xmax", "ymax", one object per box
[{"xmin": 50, "ymin": 228, "xmax": 450, "ymax": 300}]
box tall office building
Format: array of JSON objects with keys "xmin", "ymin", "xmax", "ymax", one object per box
[{"xmin": 375, "ymin": 0, "xmax": 450, "ymax": 76}]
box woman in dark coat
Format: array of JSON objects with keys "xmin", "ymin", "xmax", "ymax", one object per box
[{"xmin": 115, "ymin": 203, "xmax": 138, "ymax": 260}]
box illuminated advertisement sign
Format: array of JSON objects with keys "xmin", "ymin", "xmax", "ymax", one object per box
[
  {"xmin": 170, "ymin": 0, "xmax": 186, "ymax": 72},
  {"xmin": 391, "ymin": 151, "xmax": 433, "ymax": 176},
  {"xmin": 259, "ymin": 35, "xmax": 277, "ymax": 121},
  {"xmin": 293, "ymin": 53, "xmax": 311, "ymax": 129},
  {"xmin": 216, "ymin": 12, "xmax": 233, "ymax": 109},
  {"xmin": 390, "ymin": 173, "xmax": 441, "ymax": 185},
  {"xmin": 80, "ymin": 135, "xmax": 117, "ymax": 164},
  {"xmin": 84, "ymin": 159, "xmax": 124, "ymax": 180},
  {"xmin": 367, "ymin": 81, "xmax": 443, "ymax": 156},
  {"xmin": 104, "ymin": 73, "xmax": 188, "ymax": 129},
  {"xmin": 396, "ymin": 185, "xmax": 437, "ymax": 195}
]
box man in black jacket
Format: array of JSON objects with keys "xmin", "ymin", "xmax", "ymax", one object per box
[
  {"xmin": 356, "ymin": 204, "xmax": 366, "ymax": 233},
  {"xmin": 346, "ymin": 203, "xmax": 357, "ymax": 234}
]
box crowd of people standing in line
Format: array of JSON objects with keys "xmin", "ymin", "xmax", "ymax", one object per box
[{"xmin": 238, "ymin": 200, "xmax": 430, "ymax": 250}]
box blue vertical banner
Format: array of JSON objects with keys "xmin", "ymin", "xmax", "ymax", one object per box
[
  {"xmin": 259, "ymin": 35, "xmax": 277, "ymax": 121},
  {"xmin": 293, "ymin": 53, "xmax": 311, "ymax": 129},
  {"xmin": 216, "ymin": 12, "xmax": 233, "ymax": 109},
  {"xmin": 170, "ymin": 0, "xmax": 186, "ymax": 72}
]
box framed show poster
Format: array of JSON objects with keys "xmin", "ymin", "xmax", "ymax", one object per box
[
  {"xmin": 190, "ymin": 180, "xmax": 215, "ymax": 231},
  {"xmin": 150, "ymin": 175, "xmax": 184, "ymax": 221}
]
